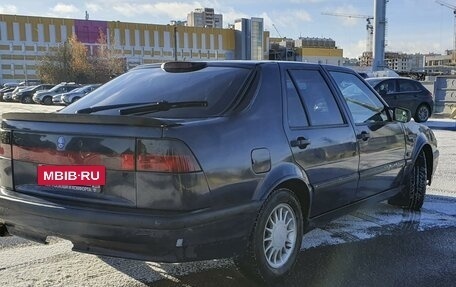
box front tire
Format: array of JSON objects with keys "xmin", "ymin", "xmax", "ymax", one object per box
[
  {"xmin": 22, "ymin": 95, "xmax": 33, "ymax": 104},
  {"xmin": 388, "ymin": 152, "xmax": 427, "ymax": 210},
  {"xmin": 234, "ymin": 188, "xmax": 303, "ymax": 285},
  {"xmin": 414, "ymin": 104, "xmax": 430, "ymax": 123}
]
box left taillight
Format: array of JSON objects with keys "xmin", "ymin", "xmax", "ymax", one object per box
[{"xmin": 0, "ymin": 130, "xmax": 11, "ymax": 159}]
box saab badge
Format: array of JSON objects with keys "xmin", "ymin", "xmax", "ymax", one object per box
[{"xmin": 57, "ymin": 136, "xmax": 65, "ymax": 151}]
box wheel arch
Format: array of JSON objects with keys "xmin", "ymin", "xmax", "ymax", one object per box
[
  {"xmin": 412, "ymin": 135, "xmax": 434, "ymax": 184},
  {"xmin": 252, "ymin": 163, "xmax": 312, "ymax": 224}
]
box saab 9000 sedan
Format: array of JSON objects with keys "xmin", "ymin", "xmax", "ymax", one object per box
[{"xmin": 0, "ymin": 61, "xmax": 438, "ymax": 285}]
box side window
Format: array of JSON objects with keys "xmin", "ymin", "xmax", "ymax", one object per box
[
  {"xmin": 330, "ymin": 71, "xmax": 389, "ymax": 124},
  {"xmin": 286, "ymin": 74, "xmax": 308, "ymax": 127},
  {"xmin": 375, "ymin": 80, "xmax": 395, "ymax": 95},
  {"xmin": 398, "ymin": 80, "xmax": 419, "ymax": 92},
  {"xmin": 289, "ymin": 70, "xmax": 344, "ymax": 126}
]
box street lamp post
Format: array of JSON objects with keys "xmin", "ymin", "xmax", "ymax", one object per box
[{"xmin": 173, "ymin": 25, "xmax": 178, "ymax": 61}]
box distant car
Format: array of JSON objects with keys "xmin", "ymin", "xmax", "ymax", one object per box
[
  {"xmin": 32, "ymin": 82, "xmax": 81, "ymax": 105},
  {"xmin": 3, "ymin": 86, "xmax": 31, "ymax": 102},
  {"xmin": 0, "ymin": 86, "xmax": 16, "ymax": 101},
  {"xmin": 13, "ymin": 84, "xmax": 55, "ymax": 104},
  {"xmin": 366, "ymin": 77, "xmax": 434, "ymax": 122},
  {"xmin": 52, "ymin": 93, "xmax": 66, "ymax": 105},
  {"xmin": 61, "ymin": 84, "xmax": 101, "ymax": 105}
]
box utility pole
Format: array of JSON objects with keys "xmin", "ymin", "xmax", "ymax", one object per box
[
  {"xmin": 173, "ymin": 25, "xmax": 178, "ymax": 61},
  {"xmin": 373, "ymin": 0, "xmax": 387, "ymax": 72}
]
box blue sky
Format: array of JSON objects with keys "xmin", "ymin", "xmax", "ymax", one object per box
[{"xmin": 0, "ymin": 0, "xmax": 454, "ymax": 58}]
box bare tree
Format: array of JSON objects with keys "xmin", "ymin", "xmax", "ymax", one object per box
[
  {"xmin": 37, "ymin": 32, "xmax": 126, "ymax": 84},
  {"xmin": 91, "ymin": 30, "xmax": 126, "ymax": 83}
]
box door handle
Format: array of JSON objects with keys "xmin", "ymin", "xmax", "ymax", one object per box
[
  {"xmin": 290, "ymin": 137, "xmax": 311, "ymax": 149},
  {"xmin": 357, "ymin": 131, "xmax": 370, "ymax": 141}
]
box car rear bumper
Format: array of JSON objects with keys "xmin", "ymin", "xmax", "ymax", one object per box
[{"xmin": 0, "ymin": 187, "xmax": 260, "ymax": 262}]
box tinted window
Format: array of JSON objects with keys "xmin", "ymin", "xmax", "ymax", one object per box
[
  {"xmin": 330, "ymin": 71, "xmax": 389, "ymax": 124},
  {"xmin": 375, "ymin": 79, "xmax": 396, "ymax": 95},
  {"xmin": 289, "ymin": 70, "xmax": 344, "ymax": 126},
  {"xmin": 286, "ymin": 74, "xmax": 308, "ymax": 127},
  {"xmin": 62, "ymin": 66, "xmax": 252, "ymax": 118},
  {"xmin": 398, "ymin": 79, "xmax": 420, "ymax": 92}
]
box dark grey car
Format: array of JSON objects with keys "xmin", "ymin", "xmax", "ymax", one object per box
[
  {"xmin": 366, "ymin": 77, "xmax": 434, "ymax": 122},
  {"xmin": 0, "ymin": 62, "xmax": 439, "ymax": 285}
]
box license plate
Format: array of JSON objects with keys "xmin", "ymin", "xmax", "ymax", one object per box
[{"xmin": 37, "ymin": 165, "xmax": 106, "ymax": 186}]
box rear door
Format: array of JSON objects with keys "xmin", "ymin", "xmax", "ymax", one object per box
[
  {"xmin": 328, "ymin": 70, "xmax": 406, "ymax": 200},
  {"xmin": 396, "ymin": 79, "xmax": 422, "ymax": 112},
  {"xmin": 281, "ymin": 65, "xmax": 359, "ymax": 216}
]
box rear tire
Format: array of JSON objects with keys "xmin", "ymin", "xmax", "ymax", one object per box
[
  {"xmin": 22, "ymin": 95, "xmax": 33, "ymax": 104},
  {"xmin": 413, "ymin": 104, "xmax": 430, "ymax": 123},
  {"xmin": 234, "ymin": 188, "xmax": 303, "ymax": 285},
  {"xmin": 388, "ymin": 152, "xmax": 427, "ymax": 210},
  {"xmin": 43, "ymin": 97, "xmax": 52, "ymax": 105}
]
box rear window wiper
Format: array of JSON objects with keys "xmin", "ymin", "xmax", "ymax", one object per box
[
  {"xmin": 119, "ymin": 101, "xmax": 208, "ymax": 115},
  {"xmin": 75, "ymin": 102, "xmax": 149, "ymax": 114}
]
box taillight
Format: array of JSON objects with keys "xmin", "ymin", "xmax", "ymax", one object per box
[
  {"xmin": 0, "ymin": 130, "xmax": 11, "ymax": 159},
  {"xmin": 136, "ymin": 139, "xmax": 201, "ymax": 173}
]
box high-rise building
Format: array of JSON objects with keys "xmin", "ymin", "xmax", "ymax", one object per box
[
  {"xmin": 187, "ymin": 8, "xmax": 222, "ymax": 28},
  {"xmin": 234, "ymin": 17, "xmax": 268, "ymax": 60}
]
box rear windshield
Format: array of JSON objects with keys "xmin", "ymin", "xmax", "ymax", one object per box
[{"xmin": 62, "ymin": 65, "xmax": 252, "ymax": 118}]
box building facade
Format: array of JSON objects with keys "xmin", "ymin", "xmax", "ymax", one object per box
[
  {"xmin": 424, "ymin": 52, "xmax": 456, "ymax": 74},
  {"xmin": 234, "ymin": 17, "xmax": 268, "ymax": 60},
  {"xmin": 294, "ymin": 37, "xmax": 343, "ymax": 66},
  {"xmin": 186, "ymin": 8, "xmax": 222, "ymax": 28},
  {"xmin": 360, "ymin": 51, "xmax": 424, "ymax": 72},
  {"xmin": 0, "ymin": 14, "xmax": 235, "ymax": 83}
]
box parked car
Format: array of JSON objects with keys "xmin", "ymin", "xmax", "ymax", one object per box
[
  {"xmin": 61, "ymin": 84, "xmax": 101, "ymax": 105},
  {"xmin": 18, "ymin": 79, "xmax": 42, "ymax": 86},
  {"xmin": 0, "ymin": 61, "xmax": 439, "ymax": 285},
  {"xmin": 0, "ymin": 86, "xmax": 16, "ymax": 101},
  {"xmin": 13, "ymin": 84, "xmax": 55, "ymax": 104},
  {"xmin": 365, "ymin": 77, "xmax": 434, "ymax": 122},
  {"xmin": 3, "ymin": 85, "xmax": 32, "ymax": 101},
  {"xmin": 52, "ymin": 92, "xmax": 67, "ymax": 105},
  {"xmin": 32, "ymin": 82, "xmax": 80, "ymax": 105}
]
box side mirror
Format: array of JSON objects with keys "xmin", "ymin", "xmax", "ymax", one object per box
[{"xmin": 393, "ymin": 107, "xmax": 411, "ymax": 123}]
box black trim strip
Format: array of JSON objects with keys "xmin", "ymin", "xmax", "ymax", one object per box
[{"xmin": 2, "ymin": 113, "xmax": 179, "ymax": 128}]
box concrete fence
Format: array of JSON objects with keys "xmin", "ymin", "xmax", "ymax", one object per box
[{"xmin": 426, "ymin": 76, "xmax": 456, "ymax": 118}]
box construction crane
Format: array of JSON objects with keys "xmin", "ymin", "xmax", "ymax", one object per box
[
  {"xmin": 272, "ymin": 24, "xmax": 283, "ymax": 39},
  {"xmin": 436, "ymin": 0, "xmax": 456, "ymax": 63},
  {"xmin": 321, "ymin": 12, "xmax": 374, "ymax": 53}
]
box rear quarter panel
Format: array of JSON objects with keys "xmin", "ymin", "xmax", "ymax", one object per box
[{"xmin": 163, "ymin": 63, "xmax": 296, "ymax": 207}]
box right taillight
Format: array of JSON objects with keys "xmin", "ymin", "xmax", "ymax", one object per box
[
  {"xmin": 136, "ymin": 139, "xmax": 201, "ymax": 173},
  {"xmin": 0, "ymin": 130, "xmax": 11, "ymax": 159}
]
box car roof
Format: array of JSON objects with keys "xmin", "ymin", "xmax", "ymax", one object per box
[{"xmin": 366, "ymin": 76, "xmax": 418, "ymax": 82}]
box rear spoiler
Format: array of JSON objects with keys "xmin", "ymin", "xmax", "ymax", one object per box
[{"xmin": 2, "ymin": 112, "xmax": 180, "ymax": 128}]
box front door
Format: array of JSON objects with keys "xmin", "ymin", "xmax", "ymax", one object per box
[
  {"xmin": 328, "ymin": 71, "xmax": 406, "ymax": 200},
  {"xmin": 282, "ymin": 66, "xmax": 359, "ymax": 216}
]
